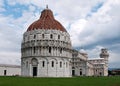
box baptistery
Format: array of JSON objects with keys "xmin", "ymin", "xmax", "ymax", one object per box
[{"xmin": 21, "ymin": 7, "xmax": 72, "ymax": 77}]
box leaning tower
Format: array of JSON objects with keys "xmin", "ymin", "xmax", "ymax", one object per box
[
  {"xmin": 100, "ymin": 48, "xmax": 109, "ymax": 76},
  {"xmin": 21, "ymin": 7, "xmax": 72, "ymax": 77}
]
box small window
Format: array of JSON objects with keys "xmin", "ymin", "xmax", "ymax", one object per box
[
  {"xmin": 58, "ymin": 35, "xmax": 60, "ymax": 39},
  {"xmin": 33, "ymin": 47, "xmax": 36, "ymax": 53},
  {"xmin": 60, "ymin": 48, "xmax": 62, "ymax": 53},
  {"xmin": 39, "ymin": 48, "xmax": 41, "ymax": 54},
  {"xmin": 42, "ymin": 34, "xmax": 44, "ymax": 38},
  {"xmin": 42, "ymin": 61, "xmax": 45, "ymax": 67},
  {"xmin": 34, "ymin": 35, "xmax": 36, "ymax": 39},
  {"xmin": 52, "ymin": 61, "xmax": 54, "ymax": 67},
  {"xmin": 50, "ymin": 34, "xmax": 53, "ymax": 39},
  {"xmin": 49, "ymin": 47, "xmax": 51, "ymax": 53},
  {"xmin": 60, "ymin": 61, "xmax": 62, "ymax": 68}
]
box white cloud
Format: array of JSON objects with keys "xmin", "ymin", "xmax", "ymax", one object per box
[
  {"xmin": 69, "ymin": 19, "xmax": 87, "ymax": 47},
  {"xmin": 86, "ymin": 45, "xmax": 104, "ymax": 58},
  {"xmin": 68, "ymin": 0, "xmax": 120, "ymax": 47},
  {"xmin": 0, "ymin": 5, "xmax": 39, "ymax": 65},
  {"xmin": 0, "ymin": 0, "xmax": 120, "ymax": 68},
  {"xmin": 7, "ymin": 0, "xmax": 44, "ymax": 8},
  {"xmin": 55, "ymin": 15, "xmax": 70, "ymax": 30},
  {"xmin": 0, "ymin": 16, "xmax": 20, "ymax": 50},
  {"xmin": 0, "ymin": 0, "xmax": 5, "ymax": 12},
  {"xmin": 0, "ymin": 51, "xmax": 21, "ymax": 65},
  {"xmin": 109, "ymin": 51, "xmax": 120, "ymax": 63}
]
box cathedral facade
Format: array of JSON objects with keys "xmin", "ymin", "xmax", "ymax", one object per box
[{"xmin": 21, "ymin": 7, "xmax": 109, "ymax": 77}]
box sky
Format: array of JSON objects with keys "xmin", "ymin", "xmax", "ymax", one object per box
[{"xmin": 0, "ymin": 0, "xmax": 120, "ymax": 68}]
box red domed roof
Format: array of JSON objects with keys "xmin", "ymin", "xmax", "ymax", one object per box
[{"xmin": 27, "ymin": 7, "xmax": 67, "ymax": 32}]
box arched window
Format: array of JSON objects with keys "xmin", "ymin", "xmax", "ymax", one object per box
[
  {"xmin": 60, "ymin": 61, "xmax": 62, "ymax": 68},
  {"xmin": 31, "ymin": 58, "xmax": 38, "ymax": 66},
  {"xmin": 42, "ymin": 34, "xmax": 44, "ymax": 38},
  {"xmin": 26, "ymin": 61, "xmax": 28, "ymax": 68},
  {"xmin": 49, "ymin": 47, "xmax": 51, "ymax": 53},
  {"xmin": 52, "ymin": 61, "xmax": 54, "ymax": 67},
  {"xmin": 50, "ymin": 34, "xmax": 53, "ymax": 39},
  {"xmin": 58, "ymin": 35, "xmax": 60, "ymax": 39},
  {"xmin": 42, "ymin": 61, "xmax": 45, "ymax": 67},
  {"xmin": 96, "ymin": 70, "xmax": 97, "ymax": 72},
  {"xmin": 4, "ymin": 70, "xmax": 7, "ymax": 76}
]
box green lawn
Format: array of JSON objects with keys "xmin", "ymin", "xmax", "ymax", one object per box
[{"xmin": 0, "ymin": 76, "xmax": 120, "ymax": 86}]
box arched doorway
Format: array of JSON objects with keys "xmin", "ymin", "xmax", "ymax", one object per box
[
  {"xmin": 31, "ymin": 58, "xmax": 38, "ymax": 77},
  {"xmin": 80, "ymin": 69, "xmax": 82, "ymax": 76},
  {"xmin": 72, "ymin": 67, "xmax": 75, "ymax": 76},
  {"xmin": 99, "ymin": 72, "xmax": 102, "ymax": 76},
  {"xmin": 80, "ymin": 71, "xmax": 82, "ymax": 75},
  {"xmin": 33, "ymin": 67, "xmax": 37, "ymax": 76}
]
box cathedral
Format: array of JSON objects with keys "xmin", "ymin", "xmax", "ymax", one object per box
[{"xmin": 21, "ymin": 7, "xmax": 109, "ymax": 77}]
